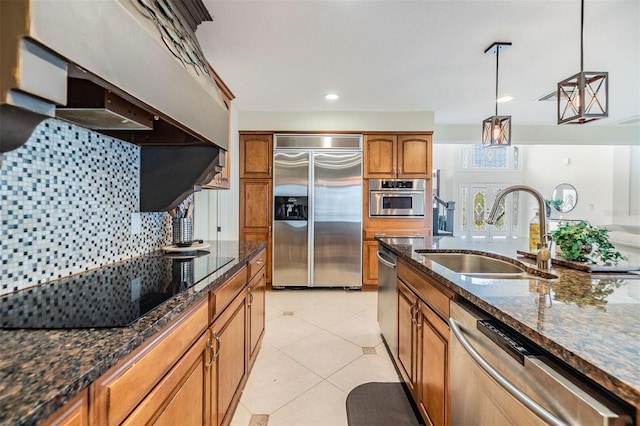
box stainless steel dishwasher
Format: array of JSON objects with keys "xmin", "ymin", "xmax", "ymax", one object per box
[
  {"xmin": 449, "ymin": 300, "xmax": 632, "ymax": 426},
  {"xmin": 377, "ymin": 244, "xmax": 398, "ymax": 355}
]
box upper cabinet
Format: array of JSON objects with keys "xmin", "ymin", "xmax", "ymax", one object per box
[
  {"xmin": 364, "ymin": 134, "xmax": 432, "ymax": 179},
  {"xmin": 240, "ymin": 134, "xmax": 273, "ymax": 179}
]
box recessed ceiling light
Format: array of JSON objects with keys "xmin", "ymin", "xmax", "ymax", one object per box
[
  {"xmin": 325, "ymin": 93, "xmax": 339, "ymax": 100},
  {"xmin": 496, "ymin": 96, "xmax": 513, "ymax": 103}
]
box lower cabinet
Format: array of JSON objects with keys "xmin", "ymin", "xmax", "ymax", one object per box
[
  {"xmin": 397, "ymin": 279, "xmax": 419, "ymax": 395},
  {"xmin": 397, "ymin": 260, "xmax": 452, "ymax": 426},
  {"xmin": 247, "ymin": 265, "xmax": 266, "ymax": 367},
  {"xmin": 417, "ymin": 300, "xmax": 449, "ymax": 426},
  {"xmin": 123, "ymin": 332, "xmax": 210, "ymax": 425},
  {"xmin": 61, "ymin": 251, "xmax": 267, "ymax": 426},
  {"xmin": 42, "ymin": 389, "xmax": 89, "ymax": 426},
  {"xmin": 210, "ymin": 291, "xmax": 247, "ymax": 426}
]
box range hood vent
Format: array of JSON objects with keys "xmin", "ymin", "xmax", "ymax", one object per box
[
  {"xmin": 56, "ymin": 78, "xmax": 154, "ymax": 131},
  {"xmin": 1, "ymin": 0, "xmax": 232, "ymax": 212}
]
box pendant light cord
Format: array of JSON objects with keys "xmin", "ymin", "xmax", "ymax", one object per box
[
  {"xmin": 580, "ymin": 0, "xmax": 584, "ymax": 73},
  {"xmin": 495, "ymin": 46, "xmax": 500, "ymax": 116}
]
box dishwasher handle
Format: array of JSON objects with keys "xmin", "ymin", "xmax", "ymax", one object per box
[
  {"xmin": 449, "ymin": 317, "xmax": 568, "ymax": 426},
  {"xmin": 376, "ymin": 251, "xmax": 396, "ymax": 269}
]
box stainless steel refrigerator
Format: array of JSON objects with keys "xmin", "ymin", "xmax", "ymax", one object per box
[{"xmin": 273, "ymin": 134, "xmax": 362, "ymax": 288}]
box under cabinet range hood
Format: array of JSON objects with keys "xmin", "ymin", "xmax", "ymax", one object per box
[{"xmin": 0, "ymin": 0, "xmax": 231, "ymax": 211}]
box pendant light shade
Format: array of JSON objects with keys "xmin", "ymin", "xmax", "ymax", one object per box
[
  {"xmin": 557, "ymin": 0, "xmax": 609, "ymax": 124},
  {"xmin": 482, "ymin": 42, "xmax": 512, "ymax": 148}
]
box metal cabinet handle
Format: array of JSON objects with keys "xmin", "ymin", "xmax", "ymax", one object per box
[
  {"xmin": 248, "ymin": 288, "xmax": 254, "ymax": 307},
  {"xmin": 448, "ymin": 318, "xmax": 567, "ymax": 426},
  {"xmin": 398, "ymin": 166, "xmax": 402, "ymax": 176},
  {"xmin": 212, "ymin": 331, "xmax": 221, "ymax": 360},
  {"xmin": 256, "ymin": 258, "xmax": 264, "ymax": 265},
  {"xmin": 410, "ymin": 300, "xmax": 418, "ymax": 325},
  {"xmin": 376, "ymin": 251, "xmax": 396, "ymax": 269},
  {"xmin": 268, "ymin": 166, "xmax": 272, "ymax": 177},
  {"xmin": 206, "ymin": 336, "xmax": 215, "ymax": 369}
]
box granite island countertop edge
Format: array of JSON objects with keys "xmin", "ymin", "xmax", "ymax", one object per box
[{"xmin": 377, "ymin": 238, "xmax": 640, "ymax": 412}]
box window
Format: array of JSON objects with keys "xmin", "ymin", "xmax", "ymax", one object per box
[{"xmin": 461, "ymin": 145, "xmax": 519, "ymax": 170}]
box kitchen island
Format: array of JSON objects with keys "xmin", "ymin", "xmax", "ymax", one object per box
[
  {"xmin": 378, "ymin": 236, "xmax": 640, "ymax": 421},
  {"xmin": 0, "ymin": 240, "xmax": 266, "ymax": 425}
]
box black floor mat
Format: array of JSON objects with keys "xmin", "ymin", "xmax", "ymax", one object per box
[{"xmin": 346, "ymin": 382, "xmax": 424, "ymax": 426}]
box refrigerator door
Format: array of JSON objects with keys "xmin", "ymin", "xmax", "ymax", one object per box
[
  {"xmin": 273, "ymin": 151, "xmax": 309, "ymax": 287},
  {"xmin": 312, "ymin": 151, "xmax": 362, "ymax": 287}
]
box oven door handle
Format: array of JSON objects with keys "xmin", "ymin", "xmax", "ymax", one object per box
[
  {"xmin": 448, "ymin": 318, "xmax": 568, "ymax": 426},
  {"xmin": 376, "ymin": 251, "xmax": 396, "ymax": 269}
]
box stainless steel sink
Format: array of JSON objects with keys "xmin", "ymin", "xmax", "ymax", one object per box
[{"xmin": 416, "ymin": 251, "xmax": 556, "ymax": 279}]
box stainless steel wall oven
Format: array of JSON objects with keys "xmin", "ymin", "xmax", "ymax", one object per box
[{"xmin": 369, "ymin": 179, "xmax": 426, "ymax": 217}]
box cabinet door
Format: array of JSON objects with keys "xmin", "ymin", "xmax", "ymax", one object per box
[
  {"xmin": 397, "ymin": 279, "xmax": 418, "ymax": 395},
  {"xmin": 362, "ymin": 241, "xmax": 379, "ymax": 287},
  {"xmin": 364, "ymin": 134, "xmax": 397, "ymax": 178},
  {"xmin": 417, "ymin": 304, "xmax": 449, "ymax": 426},
  {"xmin": 123, "ymin": 332, "xmax": 210, "ymax": 426},
  {"xmin": 247, "ymin": 267, "xmax": 266, "ymax": 367},
  {"xmin": 240, "ymin": 134, "xmax": 272, "ymax": 178},
  {"xmin": 397, "ymin": 134, "xmax": 431, "ymax": 179},
  {"xmin": 240, "ymin": 179, "xmax": 272, "ymax": 234},
  {"xmin": 210, "ymin": 292, "xmax": 247, "ymax": 426},
  {"xmin": 42, "ymin": 389, "xmax": 89, "ymax": 426}
]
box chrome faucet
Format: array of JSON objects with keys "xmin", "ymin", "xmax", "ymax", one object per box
[{"xmin": 485, "ymin": 185, "xmax": 552, "ymax": 270}]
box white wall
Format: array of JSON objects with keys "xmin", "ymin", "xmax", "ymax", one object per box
[
  {"xmin": 194, "ymin": 107, "xmax": 241, "ymax": 242},
  {"xmin": 239, "ymin": 111, "xmax": 434, "ymax": 132},
  {"xmin": 433, "ymin": 143, "xmax": 638, "ymax": 233}
]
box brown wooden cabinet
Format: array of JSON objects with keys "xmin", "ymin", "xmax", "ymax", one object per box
[
  {"xmin": 397, "ymin": 278, "xmax": 419, "ymax": 396},
  {"xmin": 209, "ymin": 291, "xmax": 247, "ymax": 426},
  {"xmin": 239, "ymin": 132, "xmax": 273, "ymax": 285},
  {"xmin": 92, "ymin": 299, "xmax": 209, "ymax": 426},
  {"xmin": 363, "ymin": 133, "xmax": 432, "ymax": 179},
  {"xmin": 239, "ymin": 134, "xmax": 272, "ymax": 178},
  {"xmin": 417, "ymin": 304, "xmax": 449, "ymax": 426},
  {"xmin": 123, "ymin": 332, "xmax": 210, "ymax": 426},
  {"xmin": 362, "ymin": 241, "xmax": 380, "ymax": 287},
  {"xmin": 42, "ymin": 389, "xmax": 89, "ymax": 426},
  {"xmin": 247, "ymin": 250, "xmax": 266, "ymax": 368},
  {"xmin": 239, "ymin": 179, "xmax": 272, "ymax": 285},
  {"xmin": 396, "ymin": 259, "xmax": 454, "ymax": 426}
]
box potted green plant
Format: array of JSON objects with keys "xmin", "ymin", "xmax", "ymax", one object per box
[{"xmin": 551, "ymin": 221, "xmax": 627, "ymax": 264}]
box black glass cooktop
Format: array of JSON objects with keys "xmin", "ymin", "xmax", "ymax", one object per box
[{"xmin": 0, "ymin": 251, "xmax": 234, "ymax": 329}]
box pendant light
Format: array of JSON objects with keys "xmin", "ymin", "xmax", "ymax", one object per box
[
  {"xmin": 482, "ymin": 42, "xmax": 512, "ymax": 148},
  {"xmin": 557, "ymin": 0, "xmax": 608, "ymax": 124}
]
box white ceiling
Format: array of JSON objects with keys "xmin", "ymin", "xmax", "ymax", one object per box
[{"xmin": 197, "ymin": 0, "xmax": 639, "ymax": 127}]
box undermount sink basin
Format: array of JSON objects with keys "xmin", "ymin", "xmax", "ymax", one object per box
[{"xmin": 415, "ymin": 251, "xmax": 555, "ymax": 280}]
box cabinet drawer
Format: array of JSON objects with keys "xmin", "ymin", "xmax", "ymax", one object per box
[
  {"xmin": 248, "ymin": 248, "xmax": 267, "ymax": 279},
  {"xmin": 398, "ymin": 260, "xmax": 455, "ymax": 320},
  {"xmin": 211, "ymin": 267, "xmax": 248, "ymax": 321},
  {"xmin": 93, "ymin": 298, "xmax": 208, "ymax": 426}
]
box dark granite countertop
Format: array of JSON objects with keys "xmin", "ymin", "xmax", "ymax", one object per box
[
  {"xmin": 0, "ymin": 240, "xmax": 266, "ymax": 426},
  {"xmin": 378, "ymin": 236, "xmax": 640, "ymax": 413}
]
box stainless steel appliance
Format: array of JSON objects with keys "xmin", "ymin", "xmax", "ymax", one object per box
[
  {"xmin": 369, "ymin": 179, "xmax": 426, "ymax": 217},
  {"xmin": 377, "ymin": 238, "xmax": 424, "ymax": 356},
  {"xmin": 449, "ymin": 300, "xmax": 631, "ymax": 426},
  {"xmin": 273, "ymin": 134, "xmax": 363, "ymax": 288}
]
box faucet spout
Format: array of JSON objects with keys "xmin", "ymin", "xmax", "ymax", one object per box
[{"xmin": 486, "ymin": 185, "xmax": 551, "ymax": 270}]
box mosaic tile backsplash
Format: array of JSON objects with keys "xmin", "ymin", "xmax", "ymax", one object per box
[{"xmin": 1, "ymin": 119, "xmax": 173, "ymax": 295}]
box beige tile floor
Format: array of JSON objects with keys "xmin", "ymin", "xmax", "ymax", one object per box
[{"xmin": 231, "ymin": 288, "xmax": 401, "ymax": 426}]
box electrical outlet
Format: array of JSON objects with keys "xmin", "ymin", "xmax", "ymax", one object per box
[{"xmin": 131, "ymin": 213, "xmax": 141, "ymax": 235}]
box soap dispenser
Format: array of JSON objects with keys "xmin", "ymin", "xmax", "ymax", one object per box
[{"xmin": 529, "ymin": 210, "xmax": 540, "ymax": 252}]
